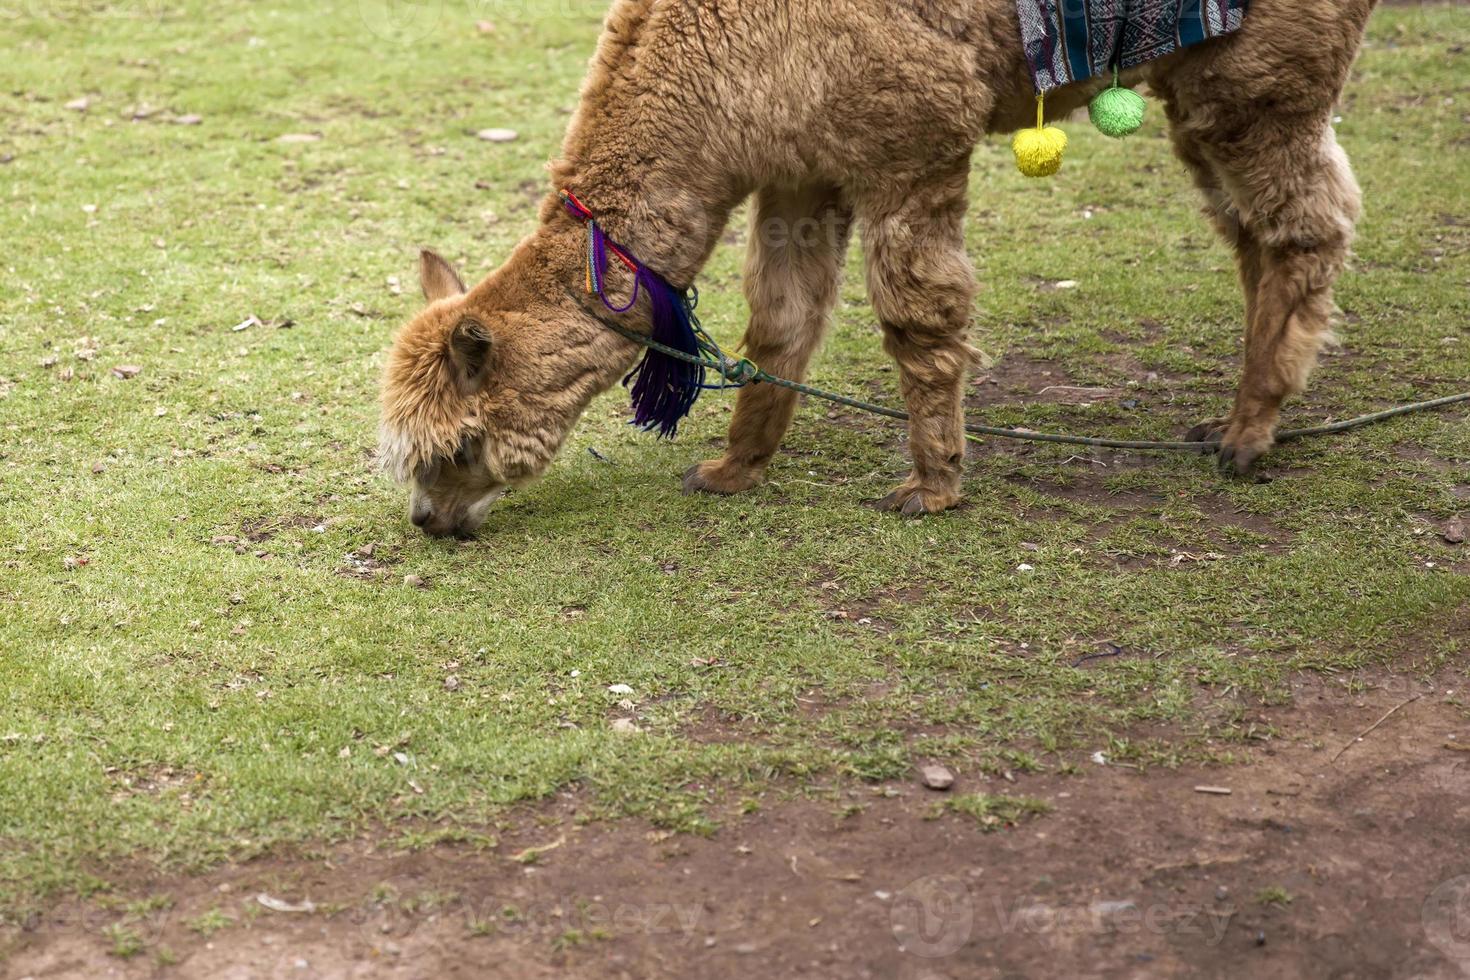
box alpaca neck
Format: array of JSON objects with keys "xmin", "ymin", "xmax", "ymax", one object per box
[
  {"xmin": 491, "ymin": 5, "xmax": 742, "ymax": 414},
  {"xmin": 545, "ymin": 5, "xmax": 742, "ymax": 292},
  {"xmin": 495, "ymin": 111, "xmax": 739, "ymax": 380},
  {"xmin": 537, "ymin": 124, "xmax": 737, "ymax": 368}
]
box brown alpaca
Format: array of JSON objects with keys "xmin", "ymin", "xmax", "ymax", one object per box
[{"xmin": 380, "ymin": 0, "xmax": 1374, "ymax": 537}]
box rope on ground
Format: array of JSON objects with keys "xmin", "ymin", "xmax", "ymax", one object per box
[{"xmin": 589, "ymin": 311, "xmax": 1470, "ymax": 454}]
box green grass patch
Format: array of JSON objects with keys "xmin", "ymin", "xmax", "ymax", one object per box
[
  {"xmin": 931, "ymin": 794, "xmax": 1054, "ymax": 831},
  {"xmin": 1256, "ymin": 886, "xmax": 1296, "ymax": 908}
]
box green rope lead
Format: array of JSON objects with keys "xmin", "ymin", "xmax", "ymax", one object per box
[{"xmin": 589, "ymin": 310, "xmax": 1470, "ymax": 453}]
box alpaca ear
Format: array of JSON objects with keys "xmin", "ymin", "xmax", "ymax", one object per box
[
  {"xmin": 420, "ymin": 249, "xmax": 466, "ymax": 302},
  {"xmin": 447, "ymin": 317, "xmax": 493, "ymax": 395}
]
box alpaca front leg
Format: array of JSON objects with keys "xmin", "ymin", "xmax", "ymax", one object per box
[
  {"xmin": 875, "ymin": 333, "xmax": 972, "ymax": 515},
  {"xmin": 1212, "ymin": 243, "xmax": 1346, "ymax": 475},
  {"xmin": 681, "ymin": 380, "xmax": 806, "ymax": 495},
  {"xmin": 861, "ymin": 165, "xmax": 978, "ymax": 516},
  {"xmin": 683, "ymin": 185, "xmax": 851, "ymax": 496}
]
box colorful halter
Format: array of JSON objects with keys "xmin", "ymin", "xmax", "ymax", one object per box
[{"xmin": 561, "ymin": 190, "xmax": 733, "ymax": 438}]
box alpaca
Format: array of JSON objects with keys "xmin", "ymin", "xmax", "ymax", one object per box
[{"xmin": 379, "ymin": 0, "xmax": 1373, "ymax": 537}]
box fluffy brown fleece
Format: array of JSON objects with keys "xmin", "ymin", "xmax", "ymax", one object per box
[{"xmin": 380, "ymin": 0, "xmax": 1377, "ymax": 536}]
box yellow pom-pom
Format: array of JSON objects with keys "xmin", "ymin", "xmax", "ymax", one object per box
[{"xmin": 1012, "ymin": 126, "xmax": 1068, "ymax": 178}]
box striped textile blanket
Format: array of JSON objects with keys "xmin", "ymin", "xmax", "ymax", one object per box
[{"xmin": 1017, "ymin": 0, "xmax": 1250, "ymax": 92}]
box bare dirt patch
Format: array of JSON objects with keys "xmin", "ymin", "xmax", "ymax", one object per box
[
  {"xmin": 336, "ymin": 543, "xmax": 402, "ymax": 582},
  {"xmin": 5, "ymin": 668, "xmax": 1469, "ymax": 980},
  {"xmin": 807, "ymin": 575, "xmax": 927, "ymax": 637},
  {"xmin": 966, "ymin": 353, "xmax": 1085, "ymax": 409}
]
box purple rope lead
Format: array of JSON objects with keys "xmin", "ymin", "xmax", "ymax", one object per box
[{"xmin": 590, "ymin": 223, "xmax": 641, "ymax": 314}]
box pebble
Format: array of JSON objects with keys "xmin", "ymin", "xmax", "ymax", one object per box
[
  {"xmin": 921, "ymin": 765, "xmax": 955, "ymax": 791},
  {"xmin": 1444, "ymin": 517, "xmax": 1466, "ymax": 545}
]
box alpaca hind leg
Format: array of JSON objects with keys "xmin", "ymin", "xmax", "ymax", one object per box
[
  {"xmin": 1216, "ymin": 126, "xmax": 1360, "ymax": 474},
  {"xmin": 1169, "ymin": 114, "xmax": 1361, "ymax": 474},
  {"xmin": 1166, "ymin": 121, "xmax": 1267, "ymax": 448}
]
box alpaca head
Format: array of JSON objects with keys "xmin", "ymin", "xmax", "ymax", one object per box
[{"xmin": 377, "ymin": 250, "xmax": 591, "ymax": 538}]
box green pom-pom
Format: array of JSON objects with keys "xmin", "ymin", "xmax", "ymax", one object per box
[{"xmin": 1089, "ymin": 86, "xmax": 1147, "ymax": 139}]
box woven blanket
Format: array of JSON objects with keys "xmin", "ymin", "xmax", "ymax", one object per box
[{"xmin": 1017, "ymin": 0, "xmax": 1249, "ymax": 93}]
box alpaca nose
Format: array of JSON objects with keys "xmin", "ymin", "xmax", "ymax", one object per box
[{"xmin": 411, "ymin": 508, "xmax": 466, "ymax": 539}]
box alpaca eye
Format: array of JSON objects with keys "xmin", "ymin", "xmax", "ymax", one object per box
[{"xmin": 452, "ymin": 438, "xmax": 477, "ymax": 467}]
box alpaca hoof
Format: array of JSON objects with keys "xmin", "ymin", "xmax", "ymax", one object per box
[
  {"xmin": 682, "ymin": 461, "xmax": 761, "ymax": 496},
  {"xmin": 1188, "ymin": 417, "xmax": 1271, "ymax": 476},
  {"xmin": 874, "ymin": 485, "xmax": 961, "ymax": 517},
  {"xmin": 1217, "ymin": 440, "xmax": 1266, "ymax": 479},
  {"xmin": 1216, "ymin": 422, "xmax": 1275, "ymax": 479}
]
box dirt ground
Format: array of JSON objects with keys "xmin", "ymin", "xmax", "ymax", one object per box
[{"xmin": 5, "ymin": 667, "xmax": 1469, "ymax": 980}]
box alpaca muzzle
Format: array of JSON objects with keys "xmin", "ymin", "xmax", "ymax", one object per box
[{"xmin": 409, "ymin": 486, "xmax": 506, "ymax": 539}]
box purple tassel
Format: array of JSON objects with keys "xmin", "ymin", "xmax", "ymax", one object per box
[
  {"xmin": 583, "ymin": 222, "xmax": 705, "ymax": 438},
  {"xmin": 621, "ymin": 270, "xmax": 705, "ymax": 438}
]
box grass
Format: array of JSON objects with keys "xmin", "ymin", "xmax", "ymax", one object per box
[
  {"xmin": 1, "ymin": 1, "xmax": 1467, "ymax": 916},
  {"xmin": 101, "ymin": 922, "xmax": 144, "ymax": 959},
  {"xmin": 185, "ymin": 907, "xmax": 234, "ymax": 937},
  {"xmin": 1256, "ymin": 886, "xmax": 1295, "ymax": 908},
  {"xmin": 932, "ymin": 794, "xmax": 1053, "ymax": 831}
]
